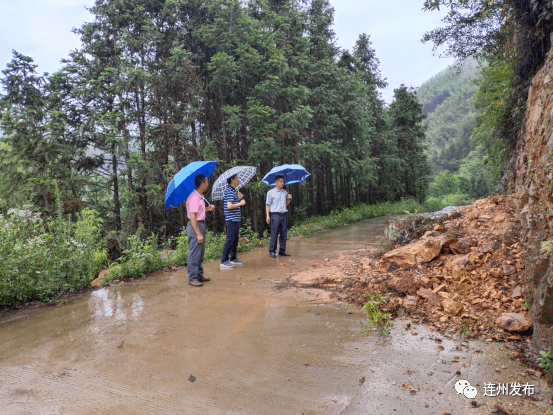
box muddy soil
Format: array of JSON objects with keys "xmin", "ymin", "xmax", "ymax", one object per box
[
  {"xmin": 288, "ymin": 195, "xmax": 538, "ymax": 342},
  {"xmin": 0, "ymin": 216, "xmax": 551, "ymax": 414}
]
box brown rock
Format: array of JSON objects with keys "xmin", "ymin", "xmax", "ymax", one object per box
[
  {"xmin": 494, "ymin": 214, "xmax": 506, "ymax": 223},
  {"xmin": 422, "ymin": 231, "xmax": 435, "ymax": 239},
  {"xmin": 420, "ymin": 277, "xmax": 431, "ymax": 288},
  {"xmin": 497, "ymin": 313, "xmax": 533, "ymax": 332},
  {"xmin": 380, "ymin": 238, "xmax": 443, "ymax": 268},
  {"xmin": 434, "ymin": 225, "xmax": 446, "ymax": 232},
  {"xmin": 430, "ymin": 277, "xmax": 441, "ymax": 286},
  {"xmin": 160, "ymin": 250, "xmax": 176, "ymax": 261},
  {"xmin": 432, "ymin": 284, "xmax": 447, "ymax": 294},
  {"xmin": 511, "ymin": 286, "xmax": 523, "ymax": 298},
  {"xmin": 445, "ymin": 256, "xmax": 472, "ymax": 280},
  {"xmin": 240, "ymin": 237, "xmax": 250, "ymax": 244},
  {"xmin": 450, "ymin": 240, "xmax": 471, "ymax": 255},
  {"xmin": 489, "ymin": 268, "xmax": 503, "ymax": 278},
  {"xmin": 437, "ymin": 292, "xmax": 450, "ymax": 300},
  {"xmin": 456, "ymin": 282, "xmax": 471, "ymax": 294},
  {"xmin": 437, "ymin": 233, "xmax": 457, "ymax": 248},
  {"xmin": 98, "ymin": 268, "xmax": 110, "ymax": 279},
  {"xmin": 443, "ymin": 300, "xmax": 464, "ymax": 316},
  {"xmin": 417, "ymin": 288, "xmax": 441, "ymax": 304},
  {"xmin": 91, "ymin": 268, "xmax": 110, "ymax": 287},
  {"xmin": 503, "ymin": 265, "xmax": 516, "ymax": 275},
  {"xmin": 404, "ymin": 296, "xmax": 417, "ymax": 309}
]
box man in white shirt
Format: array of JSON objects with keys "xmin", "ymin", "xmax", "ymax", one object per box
[{"xmin": 265, "ymin": 175, "xmax": 292, "ymax": 258}]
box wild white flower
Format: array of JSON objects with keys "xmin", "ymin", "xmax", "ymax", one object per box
[{"xmin": 6, "ymin": 208, "xmax": 41, "ymax": 222}]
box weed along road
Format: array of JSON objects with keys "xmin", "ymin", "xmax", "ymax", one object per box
[{"xmin": 0, "ymin": 217, "xmax": 548, "ymax": 414}]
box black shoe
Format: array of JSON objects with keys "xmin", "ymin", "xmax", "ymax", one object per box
[
  {"xmin": 279, "ymin": 252, "xmax": 290, "ymax": 257},
  {"xmin": 270, "ymin": 253, "xmax": 276, "ymax": 258}
]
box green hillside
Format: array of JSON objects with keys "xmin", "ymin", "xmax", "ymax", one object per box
[{"xmin": 416, "ymin": 59, "xmax": 493, "ymax": 198}]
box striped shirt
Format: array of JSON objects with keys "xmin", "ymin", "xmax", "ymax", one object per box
[
  {"xmin": 186, "ymin": 190, "xmax": 205, "ymax": 220},
  {"xmin": 223, "ymin": 186, "xmax": 241, "ymax": 222},
  {"xmin": 266, "ymin": 187, "xmax": 288, "ymax": 213}
]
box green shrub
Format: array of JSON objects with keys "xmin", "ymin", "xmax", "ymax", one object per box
[
  {"xmin": 105, "ymin": 234, "xmax": 165, "ymax": 283},
  {"xmin": 361, "ymin": 290, "xmax": 391, "ymax": 336},
  {"xmin": 441, "ymin": 192, "xmax": 472, "ymax": 206},
  {"xmin": 0, "ymin": 205, "xmax": 105, "ymax": 307},
  {"xmin": 538, "ymin": 347, "xmax": 552, "ymax": 373}
]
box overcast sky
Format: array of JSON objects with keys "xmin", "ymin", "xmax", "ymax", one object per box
[{"xmin": 0, "ymin": 0, "xmax": 455, "ymax": 104}]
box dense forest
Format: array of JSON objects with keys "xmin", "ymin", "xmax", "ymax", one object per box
[
  {"xmin": 0, "ymin": 0, "xmax": 429, "ymax": 243},
  {"xmin": 9, "ymin": 0, "xmax": 540, "ymax": 306}
]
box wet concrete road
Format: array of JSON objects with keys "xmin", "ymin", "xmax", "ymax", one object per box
[{"xmin": 0, "ymin": 218, "xmax": 550, "ymax": 414}]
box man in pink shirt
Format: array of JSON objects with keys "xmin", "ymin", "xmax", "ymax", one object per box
[{"xmin": 186, "ymin": 174, "xmax": 215, "ymax": 287}]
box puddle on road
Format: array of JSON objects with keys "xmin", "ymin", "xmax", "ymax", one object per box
[{"xmin": 0, "ymin": 217, "xmax": 551, "ymax": 414}]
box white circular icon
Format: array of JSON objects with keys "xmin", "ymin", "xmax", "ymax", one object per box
[
  {"xmin": 463, "ymin": 385, "xmax": 478, "ymax": 399},
  {"xmin": 455, "ymin": 380, "xmax": 470, "ymax": 394},
  {"xmin": 454, "ymin": 380, "xmax": 478, "ymax": 399}
]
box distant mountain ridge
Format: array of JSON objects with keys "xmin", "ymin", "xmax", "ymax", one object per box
[{"xmin": 416, "ymin": 59, "xmax": 481, "ymax": 175}]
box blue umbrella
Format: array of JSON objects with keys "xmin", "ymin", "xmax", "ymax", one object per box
[
  {"xmin": 165, "ymin": 161, "xmax": 218, "ymax": 210},
  {"xmin": 262, "ymin": 164, "xmax": 311, "ymax": 186}
]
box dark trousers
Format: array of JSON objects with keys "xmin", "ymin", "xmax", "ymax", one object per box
[
  {"xmin": 222, "ymin": 220, "xmax": 240, "ymax": 263},
  {"xmin": 269, "ymin": 212, "xmax": 287, "ymax": 254},
  {"xmin": 187, "ymin": 221, "xmax": 205, "ymax": 281}
]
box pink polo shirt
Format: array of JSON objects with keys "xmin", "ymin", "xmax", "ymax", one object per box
[{"xmin": 186, "ymin": 190, "xmax": 205, "ymax": 221}]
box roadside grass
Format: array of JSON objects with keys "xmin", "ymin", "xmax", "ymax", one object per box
[
  {"xmin": 288, "ymin": 194, "xmax": 472, "ymax": 237},
  {"xmin": 1, "ymin": 193, "xmax": 472, "ymax": 305}
]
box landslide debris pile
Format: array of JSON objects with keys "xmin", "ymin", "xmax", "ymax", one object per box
[{"xmin": 299, "ymin": 195, "xmax": 532, "ymax": 340}]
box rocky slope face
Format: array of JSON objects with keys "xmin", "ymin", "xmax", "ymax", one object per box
[{"xmin": 514, "ymin": 34, "xmax": 553, "ymax": 356}]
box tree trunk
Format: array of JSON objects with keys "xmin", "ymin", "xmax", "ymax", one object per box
[
  {"xmin": 325, "ymin": 160, "xmax": 334, "ymax": 211},
  {"xmin": 252, "ymin": 191, "xmax": 259, "ymax": 235},
  {"xmin": 308, "ymin": 162, "xmax": 315, "ymax": 216},
  {"xmin": 126, "ymin": 152, "xmax": 137, "ymax": 234},
  {"xmin": 220, "ymin": 89, "xmax": 228, "ymax": 163},
  {"xmin": 340, "ymin": 174, "xmax": 346, "ymax": 206},
  {"xmin": 316, "ymin": 169, "xmax": 325, "ymax": 215},
  {"xmin": 112, "ymin": 145, "xmax": 121, "ymax": 232},
  {"xmin": 119, "ymin": 104, "xmax": 137, "ymax": 234}
]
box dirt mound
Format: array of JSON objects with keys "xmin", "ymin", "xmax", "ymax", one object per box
[{"xmin": 289, "ymin": 195, "xmax": 532, "ymax": 342}]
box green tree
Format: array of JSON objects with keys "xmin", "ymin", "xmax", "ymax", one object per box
[
  {"xmin": 0, "ymin": 51, "xmax": 81, "ymax": 209},
  {"xmin": 387, "ymin": 86, "xmax": 429, "ymax": 202}
]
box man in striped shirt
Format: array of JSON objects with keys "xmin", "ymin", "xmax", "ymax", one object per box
[{"xmin": 221, "ymin": 174, "xmax": 246, "ymax": 268}]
